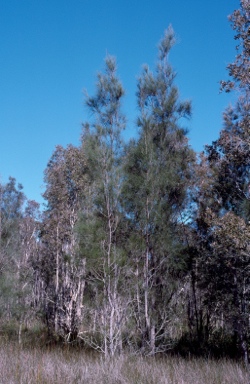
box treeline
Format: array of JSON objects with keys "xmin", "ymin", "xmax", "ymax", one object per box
[{"xmin": 0, "ymin": 1, "xmax": 249, "ymax": 359}]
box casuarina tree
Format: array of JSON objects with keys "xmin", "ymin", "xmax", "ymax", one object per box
[{"xmin": 123, "ymin": 26, "xmax": 195, "ymax": 355}]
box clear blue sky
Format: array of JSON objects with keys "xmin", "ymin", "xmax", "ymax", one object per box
[{"xmin": 0, "ymin": 0, "xmax": 239, "ymax": 206}]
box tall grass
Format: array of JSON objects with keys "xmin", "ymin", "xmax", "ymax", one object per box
[{"xmin": 0, "ymin": 339, "xmax": 248, "ymax": 384}]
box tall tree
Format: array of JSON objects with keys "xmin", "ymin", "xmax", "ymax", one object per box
[
  {"xmin": 123, "ymin": 26, "xmax": 195, "ymax": 355},
  {"xmin": 79, "ymin": 56, "xmax": 127, "ymax": 356},
  {"xmin": 40, "ymin": 145, "xmax": 87, "ymax": 341},
  {"xmin": 206, "ymin": 0, "xmax": 250, "ymax": 218},
  {"xmin": 193, "ymin": 0, "xmax": 250, "ymax": 360}
]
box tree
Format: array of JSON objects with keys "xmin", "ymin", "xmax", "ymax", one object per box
[
  {"xmin": 123, "ymin": 26, "xmax": 195, "ymax": 355},
  {"xmin": 206, "ymin": 0, "xmax": 250, "ymax": 218},
  {"xmin": 192, "ymin": 0, "xmax": 250, "ymax": 360},
  {"xmin": 221, "ymin": 0, "xmax": 249, "ymax": 92},
  {"xmin": 40, "ymin": 145, "xmax": 87, "ymax": 341},
  {"xmin": 0, "ymin": 178, "xmax": 40, "ymax": 342},
  {"xmin": 78, "ymin": 56, "xmax": 128, "ymax": 356}
]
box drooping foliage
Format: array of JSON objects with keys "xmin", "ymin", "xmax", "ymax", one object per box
[
  {"xmin": 1, "ymin": 2, "xmax": 250, "ymax": 360},
  {"xmin": 78, "ymin": 56, "xmax": 128, "ymax": 356},
  {"xmin": 122, "ymin": 26, "xmax": 195, "ymax": 354},
  {"xmin": 191, "ymin": 0, "xmax": 250, "ymax": 361}
]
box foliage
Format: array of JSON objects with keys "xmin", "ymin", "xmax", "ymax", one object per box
[
  {"xmin": 122, "ymin": 26, "xmax": 195, "ymax": 354},
  {"xmin": 1, "ymin": 1, "xmax": 250, "ymax": 360},
  {"xmin": 191, "ymin": 0, "xmax": 250, "ymax": 362}
]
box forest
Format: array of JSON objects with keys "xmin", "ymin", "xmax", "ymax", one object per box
[{"xmin": 0, "ymin": 0, "xmax": 249, "ymax": 364}]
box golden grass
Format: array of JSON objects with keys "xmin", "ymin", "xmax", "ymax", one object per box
[{"xmin": 0, "ymin": 340, "xmax": 248, "ymax": 384}]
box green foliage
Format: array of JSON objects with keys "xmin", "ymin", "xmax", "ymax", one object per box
[
  {"xmin": 191, "ymin": 0, "xmax": 250, "ymax": 363},
  {"xmin": 0, "ymin": 177, "xmax": 37, "ymax": 326},
  {"xmin": 121, "ymin": 26, "xmax": 195, "ymax": 354},
  {"xmin": 1, "ymin": 3, "xmax": 250, "ymax": 359}
]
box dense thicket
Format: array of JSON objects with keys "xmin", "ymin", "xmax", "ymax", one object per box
[{"xmin": 0, "ymin": 1, "xmax": 249, "ymax": 359}]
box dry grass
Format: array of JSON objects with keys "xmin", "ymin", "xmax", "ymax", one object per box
[{"xmin": 0, "ymin": 340, "xmax": 248, "ymax": 383}]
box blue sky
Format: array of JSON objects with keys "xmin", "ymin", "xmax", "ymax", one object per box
[{"xmin": 0, "ymin": 0, "xmax": 239, "ymax": 206}]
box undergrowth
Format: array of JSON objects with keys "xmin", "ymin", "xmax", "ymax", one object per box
[
  {"xmin": 0, "ymin": 342, "xmax": 248, "ymax": 383},
  {"xmin": 0, "ymin": 326, "xmax": 249, "ymax": 383}
]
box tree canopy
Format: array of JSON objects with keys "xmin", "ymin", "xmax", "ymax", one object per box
[{"xmin": 1, "ymin": 1, "xmax": 250, "ymax": 360}]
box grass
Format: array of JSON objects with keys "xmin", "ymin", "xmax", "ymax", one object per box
[{"xmin": 0, "ymin": 339, "xmax": 249, "ymax": 384}]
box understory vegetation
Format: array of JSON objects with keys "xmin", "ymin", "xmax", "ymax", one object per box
[
  {"xmin": 0, "ymin": 330, "xmax": 249, "ymax": 384},
  {"xmin": 0, "ymin": 0, "xmax": 249, "ymax": 367}
]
